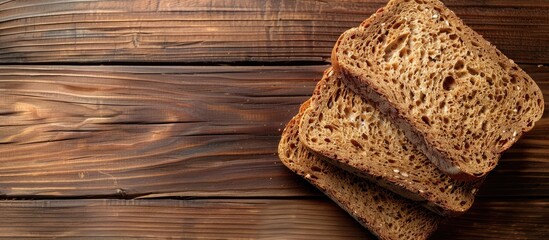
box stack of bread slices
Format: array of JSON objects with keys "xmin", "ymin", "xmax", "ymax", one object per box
[{"xmin": 278, "ymin": 0, "xmax": 545, "ymax": 239}]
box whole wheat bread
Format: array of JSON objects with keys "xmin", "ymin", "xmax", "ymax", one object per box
[
  {"xmin": 332, "ymin": 0, "xmax": 545, "ymax": 180},
  {"xmin": 279, "ymin": 101, "xmax": 440, "ymax": 240},
  {"xmin": 300, "ymin": 68, "xmax": 481, "ymax": 216}
]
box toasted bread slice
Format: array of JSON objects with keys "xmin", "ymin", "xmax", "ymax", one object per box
[
  {"xmin": 279, "ymin": 101, "xmax": 440, "ymax": 240},
  {"xmin": 300, "ymin": 68, "xmax": 481, "ymax": 216},
  {"xmin": 332, "ymin": 0, "xmax": 544, "ymax": 180}
]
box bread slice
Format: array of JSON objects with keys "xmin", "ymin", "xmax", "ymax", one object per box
[
  {"xmin": 279, "ymin": 101, "xmax": 440, "ymax": 240},
  {"xmin": 299, "ymin": 68, "xmax": 481, "ymax": 216},
  {"xmin": 332, "ymin": 0, "xmax": 545, "ymax": 180}
]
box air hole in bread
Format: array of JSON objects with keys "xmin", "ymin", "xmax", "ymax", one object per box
[
  {"xmin": 486, "ymin": 76, "xmax": 493, "ymax": 86},
  {"xmin": 384, "ymin": 33, "xmax": 410, "ymax": 61},
  {"xmin": 350, "ymin": 139, "xmax": 363, "ymax": 149},
  {"xmin": 439, "ymin": 101, "xmax": 446, "ymax": 109},
  {"xmin": 498, "ymin": 61, "xmax": 506, "ymax": 70},
  {"xmin": 468, "ymin": 83, "xmax": 476, "ymax": 96},
  {"xmin": 442, "ymin": 76, "xmax": 456, "ymax": 91},
  {"xmin": 399, "ymin": 48, "xmax": 410, "ymax": 58},
  {"xmin": 471, "ymin": 41, "xmax": 480, "ymax": 47},
  {"xmin": 471, "ymin": 90, "xmax": 478, "ymax": 99},
  {"xmin": 454, "ymin": 60, "xmax": 465, "ymax": 70},
  {"xmin": 481, "ymin": 121, "xmax": 488, "ymax": 131},
  {"xmin": 421, "ymin": 116, "xmax": 431, "ymax": 126},
  {"xmin": 510, "ymin": 75, "xmax": 518, "ymax": 84},
  {"xmin": 343, "ymin": 107, "xmax": 351, "ymax": 118},
  {"xmin": 498, "ymin": 138, "xmax": 508, "ymax": 148},
  {"xmin": 516, "ymin": 103, "xmax": 522, "ymax": 113},
  {"xmin": 442, "ymin": 117, "xmax": 449, "ymax": 124},
  {"xmin": 449, "ymin": 34, "xmax": 458, "ymax": 40},
  {"xmin": 334, "ymin": 89, "xmax": 341, "ymax": 101},
  {"xmin": 467, "ymin": 66, "xmax": 479, "ymax": 75},
  {"xmin": 324, "ymin": 124, "xmax": 335, "ymax": 132},
  {"xmin": 378, "ymin": 35, "xmax": 386, "ymax": 44},
  {"xmin": 393, "ymin": 20, "xmax": 404, "ymax": 29},
  {"xmin": 324, "ymin": 138, "xmax": 331, "ymax": 143},
  {"xmin": 311, "ymin": 137, "xmax": 317, "ymax": 143},
  {"xmin": 439, "ymin": 28, "xmax": 452, "ymax": 34}
]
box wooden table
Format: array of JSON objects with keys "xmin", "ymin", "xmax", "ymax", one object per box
[{"xmin": 0, "ymin": 0, "xmax": 547, "ymax": 239}]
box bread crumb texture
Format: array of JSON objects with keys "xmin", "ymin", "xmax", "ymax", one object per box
[
  {"xmin": 300, "ymin": 70, "xmax": 480, "ymax": 215},
  {"xmin": 335, "ymin": 0, "xmax": 544, "ymax": 177},
  {"xmin": 279, "ymin": 110, "xmax": 439, "ymax": 240}
]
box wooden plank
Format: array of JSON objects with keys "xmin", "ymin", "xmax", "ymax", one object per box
[
  {"xmin": 0, "ymin": 65, "xmax": 321, "ymax": 198},
  {"xmin": 0, "ymin": 0, "xmax": 546, "ymax": 64},
  {"xmin": 433, "ymin": 197, "xmax": 549, "ymax": 240},
  {"xmin": 0, "ymin": 199, "xmax": 374, "ymax": 239},
  {"xmin": 0, "ymin": 198, "xmax": 546, "ymax": 239},
  {"xmin": 0, "ymin": 65, "xmax": 548, "ymax": 198}
]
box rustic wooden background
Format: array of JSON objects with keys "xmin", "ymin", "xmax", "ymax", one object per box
[{"xmin": 0, "ymin": 0, "xmax": 547, "ymax": 239}]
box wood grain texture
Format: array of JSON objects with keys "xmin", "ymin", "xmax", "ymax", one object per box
[
  {"xmin": 0, "ymin": 198, "xmax": 373, "ymax": 239},
  {"xmin": 0, "ymin": 65, "xmax": 321, "ymax": 198},
  {"xmin": 0, "ymin": 0, "xmax": 547, "ymax": 63},
  {"xmin": 0, "ymin": 65, "xmax": 547, "ymax": 199},
  {"xmin": 0, "ymin": 198, "xmax": 546, "ymax": 239},
  {"xmin": 433, "ymin": 197, "xmax": 549, "ymax": 240}
]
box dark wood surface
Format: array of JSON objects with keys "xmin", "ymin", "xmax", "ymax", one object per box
[
  {"xmin": 0, "ymin": 0, "xmax": 548, "ymax": 239},
  {"xmin": 0, "ymin": 0, "xmax": 547, "ymax": 63},
  {"xmin": 0, "ymin": 198, "xmax": 546, "ymax": 240}
]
